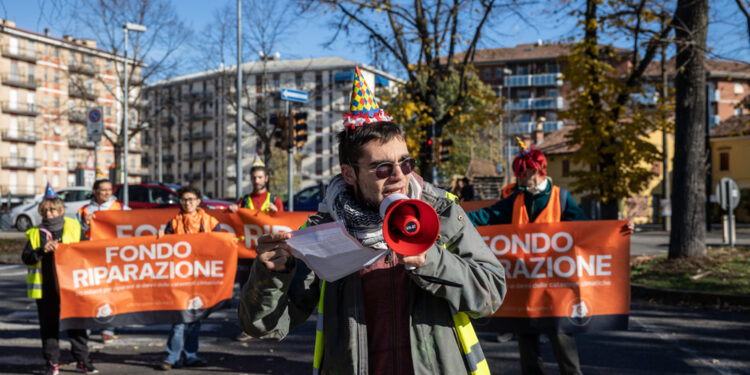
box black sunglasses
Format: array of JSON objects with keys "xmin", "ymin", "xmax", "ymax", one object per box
[{"xmin": 361, "ymin": 158, "xmax": 416, "ymax": 179}]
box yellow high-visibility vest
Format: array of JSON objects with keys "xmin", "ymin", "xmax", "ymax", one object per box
[{"xmin": 25, "ymin": 217, "xmax": 81, "ymax": 299}]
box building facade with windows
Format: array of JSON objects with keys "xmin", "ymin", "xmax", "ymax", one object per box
[
  {"xmin": 0, "ymin": 18, "xmax": 143, "ymax": 203},
  {"xmin": 142, "ymin": 57, "xmax": 401, "ymax": 200}
]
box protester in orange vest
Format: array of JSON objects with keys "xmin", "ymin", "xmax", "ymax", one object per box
[
  {"xmin": 468, "ymin": 139, "xmax": 587, "ymax": 375},
  {"xmin": 77, "ymin": 179, "xmax": 126, "ymax": 345},
  {"xmin": 77, "ymin": 179, "xmax": 124, "ymax": 241},
  {"xmin": 156, "ymin": 186, "xmax": 220, "ymax": 371},
  {"xmin": 468, "ymin": 139, "xmax": 633, "ymax": 375}
]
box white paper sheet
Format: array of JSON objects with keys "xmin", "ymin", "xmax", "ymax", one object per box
[{"xmin": 286, "ymin": 221, "xmax": 387, "ymax": 282}]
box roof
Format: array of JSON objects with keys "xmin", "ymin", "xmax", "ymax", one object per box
[
  {"xmin": 643, "ymin": 58, "xmax": 750, "ymax": 80},
  {"xmin": 149, "ymin": 56, "xmax": 404, "ymax": 87},
  {"xmin": 450, "ymin": 42, "xmax": 631, "ymax": 65},
  {"xmin": 537, "ymin": 126, "xmax": 579, "ymax": 155},
  {"xmin": 710, "ymin": 114, "xmax": 750, "ymax": 137},
  {"xmin": 465, "ymin": 159, "xmax": 499, "ymax": 178}
]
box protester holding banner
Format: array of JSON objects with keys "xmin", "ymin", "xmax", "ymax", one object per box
[
  {"xmin": 239, "ymin": 67, "xmax": 506, "ymax": 375},
  {"xmin": 21, "ymin": 184, "xmax": 97, "ymax": 375},
  {"xmin": 157, "ymin": 186, "xmax": 220, "ymax": 371},
  {"xmin": 77, "ymin": 178, "xmax": 125, "ymax": 344},
  {"xmin": 468, "ymin": 139, "xmax": 587, "ymax": 375}
]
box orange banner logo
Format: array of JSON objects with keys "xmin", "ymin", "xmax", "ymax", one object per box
[
  {"xmin": 56, "ymin": 232, "xmax": 238, "ymax": 329},
  {"xmin": 475, "ymin": 220, "xmax": 630, "ymax": 332},
  {"xmin": 90, "ymin": 209, "xmax": 312, "ymax": 258}
]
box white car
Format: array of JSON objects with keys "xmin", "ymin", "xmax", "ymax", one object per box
[{"xmin": 10, "ymin": 186, "xmax": 92, "ymax": 231}]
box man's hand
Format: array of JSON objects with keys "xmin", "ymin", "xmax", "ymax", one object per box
[
  {"xmin": 267, "ymin": 204, "xmax": 279, "ymax": 213},
  {"xmin": 84, "ymin": 213, "xmax": 94, "ymax": 225},
  {"xmin": 397, "ymin": 251, "xmax": 426, "ymax": 269},
  {"xmin": 256, "ymin": 232, "xmax": 293, "ymax": 271},
  {"xmin": 157, "ymin": 229, "xmax": 165, "ymax": 239},
  {"xmin": 622, "ymin": 220, "xmax": 635, "ymax": 234},
  {"xmin": 228, "ymin": 204, "xmax": 239, "ymax": 213},
  {"xmin": 43, "ymin": 239, "xmax": 58, "ymax": 253}
]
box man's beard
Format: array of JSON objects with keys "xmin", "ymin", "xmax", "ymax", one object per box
[{"xmin": 353, "ymin": 179, "xmax": 379, "ymax": 212}]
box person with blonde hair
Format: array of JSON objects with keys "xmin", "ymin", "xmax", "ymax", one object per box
[{"xmin": 21, "ymin": 183, "xmax": 96, "ymax": 375}]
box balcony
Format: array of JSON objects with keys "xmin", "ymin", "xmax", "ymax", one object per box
[
  {"xmin": 185, "ymin": 91, "xmax": 213, "ymax": 102},
  {"xmin": 68, "ymin": 109, "xmax": 87, "ymax": 123},
  {"xmin": 184, "ymin": 131, "xmax": 213, "ymax": 141},
  {"xmin": 1, "ymin": 157, "xmax": 42, "ymax": 170},
  {"xmin": 1, "ymin": 73, "xmax": 40, "ymax": 90},
  {"xmin": 508, "ymin": 120, "xmax": 564, "ymax": 135},
  {"xmin": 68, "ymin": 137, "xmax": 96, "ymax": 149},
  {"xmin": 69, "ymin": 86, "xmax": 99, "ymax": 100},
  {"xmin": 163, "ymin": 154, "xmax": 175, "ymax": 163},
  {"xmin": 130, "ymin": 167, "xmax": 149, "ymax": 176},
  {"xmin": 0, "ymin": 184, "xmax": 37, "ymax": 196},
  {"xmin": 69, "ymin": 62, "xmax": 97, "ymax": 76},
  {"xmin": 186, "ymin": 152, "xmax": 212, "ymax": 161},
  {"xmin": 187, "ymin": 112, "xmax": 213, "ymax": 122},
  {"xmin": 2, "ymin": 129, "xmax": 39, "ymax": 143},
  {"xmin": 504, "ymin": 73, "xmax": 563, "ymax": 88},
  {"xmin": 507, "ymin": 97, "xmax": 564, "ymax": 111},
  {"xmin": 1, "ymin": 45, "xmax": 37, "ymax": 63},
  {"xmin": 184, "ymin": 172, "xmax": 202, "ymax": 181},
  {"xmin": 163, "ymin": 174, "xmax": 175, "ymax": 183},
  {"xmin": 1, "ymin": 102, "xmax": 39, "ymax": 116}
]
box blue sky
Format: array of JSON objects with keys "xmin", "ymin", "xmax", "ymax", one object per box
[{"xmin": 2, "ymin": 0, "xmax": 748, "ymax": 80}]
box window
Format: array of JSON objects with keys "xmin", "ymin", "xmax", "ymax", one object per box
[
  {"xmin": 735, "ymin": 83, "xmax": 744, "ymax": 95},
  {"xmin": 53, "ymin": 149, "xmax": 60, "ymax": 161},
  {"xmin": 547, "ymin": 63, "xmax": 560, "ymax": 73},
  {"xmin": 483, "ymin": 68, "xmax": 491, "ymax": 80},
  {"xmin": 150, "ymin": 187, "xmax": 176, "ymax": 204},
  {"xmin": 54, "ymin": 70, "xmax": 60, "ymax": 84},
  {"xmin": 719, "ymin": 152, "xmax": 729, "ymax": 171},
  {"xmin": 54, "ymin": 46, "xmax": 60, "ymax": 58},
  {"xmin": 562, "ymin": 160, "xmax": 570, "ymax": 177},
  {"xmin": 547, "ymin": 88, "xmax": 559, "ymax": 98},
  {"xmin": 517, "ymin": 89, "xmax": 530, "ymax": 99},
  {"xmin": 54, "ymin": 97, "xmax": 60, "ymax": 109}
]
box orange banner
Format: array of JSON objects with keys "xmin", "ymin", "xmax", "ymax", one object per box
[
  {"xmin": 56, "ymin": 232, "xmax": 238, "ymax": 329},
  {"xmin": 475, "ymin": 220, "xmax": 630, "ymax": 332},
  {"xmin": 90, "ymin": 209, "xmax": 312, "ymax": 258}
]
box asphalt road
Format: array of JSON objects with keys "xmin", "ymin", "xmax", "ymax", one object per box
[{"xmin": 0, "ymin": 263, "xmax": 748, "ymax": 375}]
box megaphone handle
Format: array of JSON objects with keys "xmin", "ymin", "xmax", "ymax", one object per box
[{"xmin": 413, "ymin": 274, "xmax": 463, "ymax": 287}]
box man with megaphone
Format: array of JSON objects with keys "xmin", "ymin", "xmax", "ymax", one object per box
[{"xmin": 238, "ymin": 67, "xmax": 506, "ymax": 375}]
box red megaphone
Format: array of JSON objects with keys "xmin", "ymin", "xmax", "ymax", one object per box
[{"xmin": 379, "ymin": 193, "xmax": 440, "ymax": 256}]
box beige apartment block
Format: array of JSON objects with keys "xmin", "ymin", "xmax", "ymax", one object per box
[
  {"xmin": 0, "ymin": 18, "xmax": 143, "ymax": 203},
  {"xmin": 143, "ymin": 57, "xmax": 402, "ymax": 200}
]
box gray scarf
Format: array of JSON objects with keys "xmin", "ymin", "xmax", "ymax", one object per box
[
  {"xmin": 41, "ymin": 215, "xmax": 65, "ymax": 233},
  {"xmin": 320, "ymin": 174, "xmax": 423, "ymax": 251}
]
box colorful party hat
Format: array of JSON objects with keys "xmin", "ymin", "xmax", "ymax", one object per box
[
  {"xmin": 43, "ymin": 182, "xmax": 59, "ymax": 199},
  {"xmin": 515, "ymin": 136, "xmax": 530, "ymax": 155},
  {"xmin": 252, "ymin": 153, "xmax": 265, "ymax": 167},
  {"xmin": 96, "ymin": 168, "xmax": 104, "ymax": 179},
  {"xmin": 343, "ymin": 67, "xmax": 392, "ymax": 130}
]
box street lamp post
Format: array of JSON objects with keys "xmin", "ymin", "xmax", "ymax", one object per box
[
  {"xmin": 122, "ymin": 22, "xmax": 147, "ymax": 208},
  {"xmin": 503, "ymin": 68, "xmax": 512, "ymax": 184}
]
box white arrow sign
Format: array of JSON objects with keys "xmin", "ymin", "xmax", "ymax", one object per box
[{"xmin": 281, "ymin": 88, "xmax": 309, "ymax": 103}]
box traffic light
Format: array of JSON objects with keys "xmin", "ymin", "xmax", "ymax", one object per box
[
  {"xmin": 293, "ymin": 111, "xmax": 308, "ymax": 149},
  {"xmin": 419, "ymin": 138, "xmax": 434, "ymax": 163},
  {"xmin": 438, "ymin": 138, "xmax": 453, "ymax": 163},
  {"xmin": 271, "ymin": 113, "xmax": 290, "ymax": 149}
]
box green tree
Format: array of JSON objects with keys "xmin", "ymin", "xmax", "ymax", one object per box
[
  {"xmin": 562, "ymin": 0, "xmax": 673, "ymax": 219},
  {"xmin": 382, "ymin": 68, "xmax": 503, "ymax": 182},
  {"xmin": 306, "ymin": 0, "xmax": 517, "ymax": 182}
]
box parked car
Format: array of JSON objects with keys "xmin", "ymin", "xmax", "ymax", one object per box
[
  {"xmin": 11, "ymin": 186, "xmax": 92, "ymax": 231},
  {"xmin": 113, "ymin": 183, "xmax": 232, "ymax": 210},
  {"xmin": 284, "ymin": 184, "xmax": 326, "ymax": 212}
]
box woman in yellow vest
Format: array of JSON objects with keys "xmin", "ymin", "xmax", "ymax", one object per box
[{"xmin": 21, "ymin": 184, "xmax": 97, "ymax": 375}]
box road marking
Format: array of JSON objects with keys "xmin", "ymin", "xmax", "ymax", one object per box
[{"xmin": 632, "ymin": 316, "xmax": 741, "ymax": 375}]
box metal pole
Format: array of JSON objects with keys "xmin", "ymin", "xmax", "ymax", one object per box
[
  {"xmin": 661, "ymin": 35, "xmax": 671, "ymax": 232},
  {"xmin": 94, "ymin": 142, "xmax": 98, "ymax": 179},
  {"xmin": 235, "ymin": 0, "xmax": 243, "ymax": 200},
  {"xmin": 431, "ymin": 121, "xmax": 437, "ymax": 184},
  {"xmin": 123, "ymin": 27, "xmax": 129, "ymax": 207},
  {"xmin": 726, "ymin": 180, "xmax": 735, "ymax": 247},
  {"xmin": 506, "ymin": 79, "xmax": 512, "ymax": 184},
  {"xmin": 157, "ymin": 118, "xmax": 163, "ymax": 182},
  {"xmin": 287, "ymin": 100, "xmax": 294, "ymax": 212},
  {"xmin": 705, "ymin": 83, "xmax": 712, "ymax": 232}
]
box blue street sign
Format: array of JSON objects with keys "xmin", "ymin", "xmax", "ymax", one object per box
[{"xmin": 280, "ymin": 88, "xmax": 309, "ymax": 103}]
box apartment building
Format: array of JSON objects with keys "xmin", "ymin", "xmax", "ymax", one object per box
[
  {"xmin": 143, "ymin": 57, "xmax": 401, "ymax": 200},
  {"xmin": 0, "ymin": 18, "xmax": 143, "ymax": 202}
]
